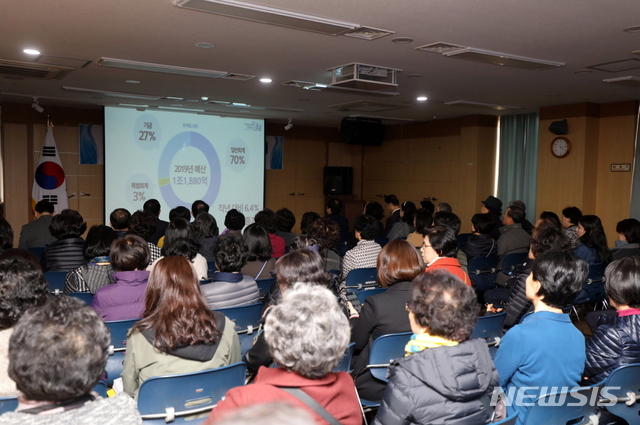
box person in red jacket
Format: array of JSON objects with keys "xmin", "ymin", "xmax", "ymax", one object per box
[{"xmin": 421, "ymin": 226, "xmax": 471, "ymax": 286}]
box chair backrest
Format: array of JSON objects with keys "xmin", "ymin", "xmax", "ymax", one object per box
[
  {"xmin": 356, "ymin": 287, "xmax": 386, "ymax": 304},
  {"xmin": 44, "ymin": 271, "xmax": 67, "ymax": 294},
  {"xmin": 600, "ymin": 363, "xmax": 640, "ymax": 423},
  {"xmin": 216, "ymin": 303, "xmax": 263, "ymax": 334},
  {"xmin": 207, "ymin": 261, "xmax": 217, "ymax": 278},
  {"xmin": 457, "ymin": 233, "xmax": 472, "ymax": 248},
  {"xmin": 0, "ymin": 397, "xmax": 18, "ymax": 415},
  {"xmin": 374, "ymin": 237, "xmax": 389, "ymax": 248},
  {"xmin": 93, "ymin": 381, "xmax": 108, "ymax": 398},
  {"xmin": 105, "ymin": 318, "xmax": 140, "ymax": 350},
  {"xmin": 345, "ymin": 267, "xmax": 378, "ymax": 289},
  {"xmin": 27, "ymin": 246, "xmax": 45, "ymax": 261},
  {"xmin": 137, "ymin": 362, "xmax": 247, "ymax": 424},
  {"xmin": 255, "ymin": 278, "xmax": 275, "ymax": 300},
  {"xmin": 333, "ymin": 342, "xmax": 356, "ymax": 373},
  {"xmin": 493, "ymin": 412, "xmax": 518, "ymax": 425},
  {"xmin": 68, "ymin": 291, "xmax": 94, "ymax": 305},
  {"xmin": 522, "ymin": 384, "xmax": 600, "ymax": 425},
  {"xmin": 500, "ymin": 252, "xmax": 528, "ymax": 276},
  {"xmin": 468, "ymin": 256, "xmax": 500, "ymax": 292},
  {"xmin": 368, "ymin": 332, "xmax": 412, "ymax": 382},
  {"xmin": 470, "ymin": 312, "xmax": 506, "ymax": 343},
  {"xmin": 586, "ymin": 263, "xmax": 606, "ymax": 282}
]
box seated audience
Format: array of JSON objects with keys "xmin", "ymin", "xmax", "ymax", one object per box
[
  {"xmin": 610, "ymin": 218, "xmax": 640, "ymax": 260},
  {"xmin": 584, "ymin": 256, "xmax": 640, "ymax": 425},
  {"xmin": 307, "ymin": 217, "xmax": 342, "ymax": 272},
  {"xmin": 421, "ymin": 226, "xmax": 471, "ymax": 286},
  {"xmin": 211, "ymin": 402, "xmax": 315, "ymax": 425},
  {"xmin": 123, "ymin": 256, "xmax": 241, "ymax": 398},
  {"xmin": 419, "ymin": 200, "xmax": 435, "ymax": 216},
  {"xmin": 561, "ymin": 206, "xmax": 583, "ymax": 249},
  {"xmin": 339, "ymin": 214, "xmax": 381, "ymax": 287},
  {"xmin": 574, "ymin": 214, "xmax": 612, "ymax": 266},
  {"xmin": 148, "ymin": 217, "xmax": 208, "ymax": 280},
  {"xmin": 325, "ymin": 198, "xmax": 350, "ymax": 247},
  {"xmin": 496, "ymin": 206, "xmax": 530, "ymax": 285},
  {"xmin": 349, "ymin": 240, "xmax": 423, "ymax": 402},
  {"xmin": 0, "ymin": 255, "xmax": 48, "ymax": 397},
  {"xmin": 435, "ymin": 202, "xmax": 452, "ymax": 213},
  {"xmin": 241, "ymin": 224, "xmax": 276, "ymax": 280},
  {"xmin": 109, "ymin": 208, "xmax": 131, "ymax": 238},
  {"xmin": 462, "ymin": 213, "xmax": 497, "ymax": 260},
  {"xmin": 388, "ymin": 201, "xmax": 416, "ymax": 241},
  {"xmin": 193, "ymin": 212, "xmax": 219, "ymax": 261},
  {"xmin": 91, "ymin": 235, "xmax": 150, "ymax": 321},
  {"xmin": 275, "ymin": 208, "xmax": 296, "ymax": 249},
  {"xmin": 406, "ymin": 208, "xmax": 432, "ymax": 248},
  {"xmin": 384, "ymin": 194, "xmax": 401, "ymax": 234},
  {"xmin": 129, "ymin": 210, "xmax": 161, "ymax": 264},
  {"xmin": 494, "ymin": 251, "xmax": 588, "ymax": 425},
  {"xmin": 480, "ymin": 195, "xmax": 503, "ymax": 240},
  {"xmin": 200, "ymin": 233, "xmax": 259, "ymax": 309},
  {"xmin": 300, "ymin": 211, "xmax": 320, "ymax": 235},
  {"xmin": 433, "ymin": 211, "xmax": 468, "ymax": 272},
  {"xmin": 364, "ymin": 201, "xmax": 386, "ymax": 238},
  {"xmin": 508, "ymin": 200, "xmax": 533, "ymax": 234},
  {"xmin": 244, "ymin": 249, "xmax": 332, "ymax": 374},
  {"xmin": 0, "ymin": 219, "xmax": 13, "ymax": 254},
  {"xmin": 206, "ymin": 283, "xmax": 362, "ymax": 425},
  {"xmin": 222, "ymin": 208, "xmax": 245, "ymax": 236},
  {"xmin": 532, "ymin": 210, "xmax": 562, "ymax": 237},
  {"xmin": 1, "ymin": 296, "xmax": 141, "ymax": 424},
  {"xmin": 373, "ymin": 270, "xmax": 499, "ymax": 425},
  {"xmin": 143, "ymin": 198, "xmax": 168, "ymax": 245},
  {"xmin": 18, "ymin": 200, "xmax": 56, "ymax": 249},
  {"xmin": 63, "ymin": 225, "xmax": 116, "ymax": 294},
  {"xmin": 41, "ymin": 209, "xmax": 88, "ymax": 272},
  {"xmin": 254, "ymin": 209, "xmax": 285, "ymax": 258},
  {"xmin": 191, "ymin": 199, "xmax": 209, "ymax": 218},
  {"xmin": 156, "ymin": 206, "xmax": 191, "ymax": 247}
]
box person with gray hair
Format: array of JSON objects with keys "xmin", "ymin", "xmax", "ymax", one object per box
[
  {"xmin": 508, "ymin": 200, "xmax": 533, "ymax": 234},
  {"xmin": 0, "ymin": 296, "xmax": 142, "ymax": 424},
  {"xmin": 206, "ymin": 283, "xmax": 362, "ymax": 425}
]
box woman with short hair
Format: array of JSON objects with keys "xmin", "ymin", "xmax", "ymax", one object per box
[
  {"xmin": 128, "ymin": 211, "xmax": 161, "ymax": 264},
  {"xmin": 200, "ymin": 233, "xmax": 259, "ymax": 310},
  {"xmin": 91, "ymin": 235, "xmax": 151, "ymax": 321},
  {"xmin": 206, "ymin": 283, "xmax": 362, "ymax": 425},
  {"xmin": 63, "ymin": 225, "xmax": 117, "ymax": 294},
  {"xmin": 241, "ymin": 224, "xmax": 276, "ymax": 280},
  {"xmin": 192, "ymin": 212, "xmax": 219, "ymax": 262},
  {"xmin": 349, "ymin": 239, "xmax": 423, "ymax": 402},
  {"xmin": 421, "ymin": 226, "xmax": 471, "ymax": 286},
  {"xmin": 41, "ymin": 209, "xmax": 88, "ymax": 272},
  {"xmin": 122, "ymin": 256, "xmax": 241, "ymax": 398},
  {"xmin": 373, "ymin": 270, "xmax": 499, "ymax": 425},
  {"xmin": 339, "ymin": 214, "xmax": 381, "ymax": 286},
  {"xmin": 307, "ymin": 217, "xmax": 342, "ymax": 272},
  {"xmin": 610, "ymin": 218, "xmax": 640, "ymax": 260}
]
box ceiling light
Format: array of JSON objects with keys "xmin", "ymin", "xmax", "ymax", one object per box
[
  {"xmin": 623, "ymin": 25, "xmax": 640, "ymax": 33},
  {"xmin": 119, "ymin": 103, "xmax": 149, "ymax": 108},
  {"xmin": 125, "ymin": 80, "xmax": 141, "ymax": 84},
  {"xmin": 31, "ymin": 97, "xmax": 43, "ymax": 113},
  {"xmin": 23, "ymin": 49, "xmax": 41, "ymax": 55},
  {"xmin": 97, "ymin": 57, "xmax": 227, "ymax": 78},
  {"xmin": 284, "ymin": 119, "xmax": 293, "ymax": 131},
  {"xmin": 603, "ymin": 76, "xmax": 640, "ymax": 87},
  {"xmin": 201, "ymin": 96, "xmax": 209, "ymax": 100},
  {"xmin": 392, "ymin": 37, "xmax": 414, "ymax": 44},
  {"xmin": 259, "ymin": 78, "xmax": 272, "ymax": 83},
  {"xmin": 195, "ymin": 42, "xmax": 216, "ymax": 48},
  {"xmin": 417, "ymin": 96, "xmax": 427, "ymax": 101},
  {"xmin": 174, "ymin": 0, "xmax": 358, "ymax": 35}
]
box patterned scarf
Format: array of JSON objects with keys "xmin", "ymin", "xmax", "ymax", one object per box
[{"xmin": 405, "ymin": 332, "xmax": 459, "ymax": 355}]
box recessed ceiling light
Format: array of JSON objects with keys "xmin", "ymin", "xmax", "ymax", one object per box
[
  {"xmin": 417, "ymin": 96, "xmax": 428, "ymax": 101},
  {"xmin": 201, "ymin": 96, "xmax": 209, "ymax": 100},
  {"xmin": 23, "ymin": 48, "xmax": 40, "ymax": 55},
  {"xmin": 392, "ymin": 37, "xmax": 414, "ymax": 44},
  {"xmin": 125, "ymin": 80, "xmax": 141, "ymax": 84},
  {"xmin": 195, "ymin": 42, "xmax": 215, "ymax": 48},
  {"xmin": 259, "ymin": 78, "xmax": 272, "ymax": 83},
  {"xmin": 623, "ymin": 25, "xmax": 640, "ymax": 33}
]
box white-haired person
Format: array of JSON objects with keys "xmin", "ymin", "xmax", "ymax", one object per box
[
  {"xmin": 205, "ymin": 283, "xmax": 362, "ymax": 425},
  {"xmin": 0, "ymin": 296, "xmax": 141, "ymax": 424}
]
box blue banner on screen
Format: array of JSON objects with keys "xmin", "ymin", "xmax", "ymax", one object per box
[{"xmin": 104, "ymin": 107, "xmax": 264, "ymax": 225}]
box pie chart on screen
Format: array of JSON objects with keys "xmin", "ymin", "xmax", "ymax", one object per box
[{"xmin": 35, "ymin": 162, "xmax": 65, "ymax": 190}]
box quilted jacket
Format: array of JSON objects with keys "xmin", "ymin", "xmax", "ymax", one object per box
[
  {"xmin": 584, "ymin": 312, "xmax": 640, "ymax": 384},
  {"xmin": 373, "ymin": 338, "xmax": 499, "ymax": 425},
  {"xmin": 503, "ymin": 261, "xmax": 534, "ymax": 329}
]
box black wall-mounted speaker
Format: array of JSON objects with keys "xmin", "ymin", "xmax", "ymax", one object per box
[
  {"xmin": 324, "ymin": 167, "xmax": 353, "ymax": 195},
  {"xmin": 549, "ymin": 119, "xmax": 568, "ymax": 135},
  {"xmin": 340, "ymin": 117, "xmax": 386, "ymax": 146}
]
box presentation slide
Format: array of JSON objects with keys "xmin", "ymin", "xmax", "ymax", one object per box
[{"xmin": 104, "ymin": 107, "xmax": 264, "ymax": 226}]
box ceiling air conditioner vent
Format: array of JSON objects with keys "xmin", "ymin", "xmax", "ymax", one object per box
[
  {"xmin": 415, "ymin": 42, "xmax": 465, "ymax": 54},
  {"xmin": 221, "ymin": 73, "xmax": 255, "ymax": 81},
  {"xmin": 342, "ymin": 26, "xmax": 394, "ymax": 41},
  {"xmin": 0, "ymin": 59, "xmax": 72, "ymax": 80}
]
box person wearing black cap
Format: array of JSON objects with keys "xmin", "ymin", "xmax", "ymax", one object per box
[{"xmin": 480, "ymin": 196, "xmax": 503, "ymax": 240}]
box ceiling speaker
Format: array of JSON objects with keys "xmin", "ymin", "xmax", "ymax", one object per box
[{"xmin": 549, "ymin": 119, "xmax": 568, "ymax": 135}]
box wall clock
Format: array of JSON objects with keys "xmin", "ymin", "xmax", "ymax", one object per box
[{"xmin": 551, "ymin": 137, "xmax": 571, "ymax": 158}]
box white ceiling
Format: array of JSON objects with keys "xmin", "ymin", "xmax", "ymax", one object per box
[{"xmin": 1, "ymin": 0, "xmax": 639, "ymax": 128}]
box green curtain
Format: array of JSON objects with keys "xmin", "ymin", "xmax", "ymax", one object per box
[{"xmin": 497, "ymin": 112, "xmax": 539, "ymax": 219}]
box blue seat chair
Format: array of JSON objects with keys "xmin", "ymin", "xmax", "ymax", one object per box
[
  {"xmin": 137, "ymin": 362, "xmax": 247, "ymax": 424},
  {"xmin": 599, "ymin": 363, "xmax": 640, "ymax": 424},
  {"xmin": 27, "ymin": 246, "xmax": 45, "ymax": 261},
  {"xmin": 0, "ymin": 397, "xmax": 18, "ymax": 414},
  {"xmin": 333, "ymin": 342, "xmax": 356, "ymax": 373},
  {"xmin": 217, "ymin": 303, "xmax": 263, "ymax": 355},
  {"xmin": 93, "ymin": 381, "xmax": 108, "ymax": 397},
  {"xmin": 374, "ymin": 237, "xmax": 388, "ymax": 249},
  {"xmin": 68, "ymin": 291, "xmax": 94, "ymax": 305},
  {"xmin": 356, "ymin": 287, "xmax": 386, "ymax": 304},
  {"xmin": 457, "ymin": 232, "xmax": 472, "ymax": 249},
  {"xmin": 499, "ymin": 252, "xmax": 528, "ymax": 277},
  {"xmin": 355, "ymin": 332, "xmax": 412, "ymax": 411},
  {"xmin": 573, "ymin": 263, "xmax": 607, "ymax": 307},
  {"xmin": 104, "ymin": 318, "xmax": 139, "ymax": 386},
  {"xmin": 44, "ymin": 271, "xmax": 67, "ymax": 295},
  {"xmin": 521, "ymin": 384, "xmax": 600, "ymax": 425},
  {"xmin": 470, "ymin": 312, "xmax": 506, "ymax": 358},
  {"xmin": 468, "ymin": 256, "xmax": 500, "ymax": 292},
  {"xmin": 255, "ymin": 277, "xmax": 275, "ymax": 302},
  {"xmin": 207, "ymin": 261, "xmax": 217, "ymax": 278},
  {"xmin": 345, "ymin": 268, "xmax": 378, "ymax": 291}
]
